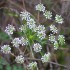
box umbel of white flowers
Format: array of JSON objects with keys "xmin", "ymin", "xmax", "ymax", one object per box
[
  {"xmin": 43, "ymin": 10, "xmax": 52, "ymax": 19},
  {"xmin": 27, "ymin": 62, "xmax": 37, "ymax": 70},
  {"xmin": 55, "ymin": 14, "xmax": 63, "ymax": 24},
  {"xmin": 11, "ymin": 38, "xmax": 21, "ymax": 48},
  {"xmin": 33, "ymin": 43, "xmax": 42, "ymax": 52},
  {"xmin": 1, "ymin": 45, "xmax": 11, "ymax": 54},
  {"xmin": 49, "ymin": 34, "xmax": 56, "ymax": 43},
  {"xmin": 41, "ymin": 52, "xmax": 51, "ymax": 63},
  {"xmin": 15, "ymin": 55, "xmax": 24, "ymax": 64},
  {"xmin": 35, "ymin": 3, "xmax": 45, "ymax": 12},
  {"xmin": 54, "ymin": 41, "xmax": 59, "ymax": 50},
  {"xmin": 5, "ymin": 24, "xmax": 15, "ymax": 35},
  {"xmin": 50, "ymin": 25, "xmax": 58, "ymax": 34},
  {"xmin": 20, "ymin": 11, "xmax": 30, "ymax": 21},
  {"xmin": 20, "ymin": 37, "xmax": 28, "ymax": 46}
]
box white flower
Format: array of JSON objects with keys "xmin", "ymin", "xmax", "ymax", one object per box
[
  {"xmin": 27, "ymin": 18, "xmax": 36, "ymax": 29},
  {"xmin": 41, "ymin": 52, "xmax": 51, "ymax": 63},
  {"xmin": 20, "ymin": 37, "xmax": 28, "ymax": 46},
  {"xmin": 35, "ymin": 3, "xmax": 45, "ymax": 12},
  {"xmin": 50, "ymin": 25, "xmax": 58, "ymax": 34},
  {"xmin": 1, "ymin": 45, "xmax": 11, "ymax": 54},
  {"xmin": 36, "ymin": 25, "xmax": 46, "ymax": 33},
  {"xmin": 5, "ymin": 24, "xmax": 15, "ymax": 35},
  {"xmin": 54, "ymin": 41, "xmax": 59, "ymax": 50},
  {"xmin": 58, "ymin": 35, "xmax": 65, "ymax": 45},
  {"xmin": 15, "ymin": 55, "xmax": 24, "ymax": 64},
  {"xmin": 11, "ymin": 38, "xmax": 21, "ymax": 48},
  {"xmin": 43, "ymin": 10, "xmax": 52, "ymax": 19},
  {"xmin": 37, "ymin": 32, "xmax": 46, "ymax": 40},
  {"xmin": 55, "ymin": 14, "xmax": 63, "ymax": 24},
  {"xmin": 49, "ymin": 34, "xmax": 56, "ymax": 43},
  {"xmin": 19, "ymin": 25, "xmax": 27, "ymax": 32},
  {"xmin": 27, "ymin": 62, "xmax": 37, "ymax": 70},
  {"xmin": 33, "ymin": 43, "xmax": 42, "ymax": 52},
  {"xmin": 20, "ymin": 11, "xmax": 30, "ymax": 21}
]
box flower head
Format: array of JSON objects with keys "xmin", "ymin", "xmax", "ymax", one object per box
[
  {"xmin": 20, "ymin": 11, "xmax": 30, "ymax": 21},
  {"xmin": 19, "ymin": 25, "xmax": 27, "ymax": 32},
  {"xmin": 27, "ymin": 18, "xmax": 36, "ymax": 29},
  {"xmin": 54, "ymin": 41, "xmax": 59, "ymax": 50},
  {"xmin": 36, "ymin": 25, "xmax": 46, "ymax": 33},
  {"xmin": 55, "ymin": 14, "xmax": 63, "ymax": 24},
  {"xmin": 35, "ymin": 3, "xmax": 45, "ymax": 12},
  {"xmin": 20, "ymin": 37, "xmax": 28, "ymax": 46},
  {"xmin": 33, "ymin": 43, "xmax": 42, "ymax": 52},
  {"xmin": 43, "ymin": 10, "xmax": 52, "ymax": 19},
  {"xmin": 50, "ymin": 25, "xmax": 58, "ymax": 34},
  {"xmin": 49, "ymin": 34, "xmax": 56, "ymax": 43},
  {"xmin": 11, "ymin": 38, "xmax": 21, "ymax": 48},
  {"xmin": 1, "ymin": 45, "xmax": 11, "ymax": 54},
  {"xmin": 58, "ymin": 35, "xmax": 65, "ymax": 45},
  {"xmin": 5, "ymin": 24, "xmax": 15, "ymax": 35},
  {"xmin": 27, "ymin": 62, "xmax": 37, "ymax": 70},
  {"xmin": 41, "ymin": 52, "xmax": 51, "ymax": 63},
  {"xmin": 37, "ymin": 32, "xmax": 46, "ymax": 40},
  {"xmin": 15, "ymin": 55, "xmax": 24, "ymax": 64}
]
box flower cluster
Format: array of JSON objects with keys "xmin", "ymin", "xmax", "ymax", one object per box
[
  {"xmin": 0, "ymin": 2, "xmax": 65, "ymax": 70},
  {"xmin": 1, "ymin": 45, "xmax": 11, "ymax": 54},
  {"xmin": 20, "ymin": 11, "xmax": 30, "ymax": 21},
  {"xmin": 36, "ymin": 25, "xmax": 46, "ymax": 40},
  {"xmin": 58, "ymin": 35, "xmax": 65, "ymax": 45},
  {"xmin": 11, "ymin": 38, "xmax": 21, "ymax": 48},
  {"xmin": 35, "ymin": 3, "xmax": 45, "ymax": 12},
  {"xmin": 15, "ymin": 55, "xmax": 24, "ymax": 64},
  {"xmin": 41, "ymin": 52, "xmax": 51, "ymax": 63},
  {"xmin": 54, "ymin": 41, "xmax": 59, "ymax": 50},
  {"xmin": 27, "ymin": 18, "xmax": 36, "ymax": 30},
  {"xmin": 27, "ymin": 62, "xmax": 37, "ymax": 70},
  {"xmin": 55, "ymin": 14, "xmax": 63, "ymax": 24},
  {"xmin": 19, "ymin": 25, "xmax": 27, "ymax": 32},
  {"xmin": 43, "ymin": 10, "xmax": 52, "ymax": 19},
  {"xmin": 49, "ymin": 34, "xmax": 56, "ymax": 43},
  {"xmin": 33, "ymin": 43, "xmax": 42, "ymax": 52},
  {"xmin": 20, "ymin": 37, "xmax": 28, "ymax": 46},
  {"xmin": 50, "ymin": 25, "xmax": 58, "ymax": 34},
  {"xmin": 5, "ymin": 24, "xmax": 15, "ymax": 35}
]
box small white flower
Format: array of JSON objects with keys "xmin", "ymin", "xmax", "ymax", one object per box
[
  {"xmin": 15, "ymin": 55, "xmax": 24, "ymax": 64},
  {"xmin": 27, "ymin": 62, "xmax": 37, "ymax": 70},
  {"xmin": 37, "ymin": 32, "xmax": 46, "ymax": 40},
  {"xmin": 1, "ymin": 45, "xmax": 11, "ymax": 54},
  {"xmin": 19, "ymin": 25, "xmax": 27, "ymax": 32},
  {"xmin": 20, "ymin": 11, "xmax": 30, "ymax": 21},
  {"xmin": 27, "ymin": 18, "xmax": 36, "ymax": 29},
  {"xmin": 50, "ymin": 25, "xmax": 58, "ymax": 34},
  {"xmin": 43, "ymin": 10, "xmax": 52, "ymax": 19},
  {"xmin": 20, "ymin": 37, "xmax": 28, "ymax": 46},
  {"xmin": 11, "ymin": 38, "xmax": 21, "ymax": 48},
  {"xmin": 33, "ymin": 43, "xmax": 42, "ymax": 52},
  {"xmin": 49, "ymin": 34, "xmax": 56, "ymax": 43},
  {"xmin": 58, "ymin": 35, "xmax": 65, "ymax": 45},
  {"xmin": 54, "ymin": 41, "xmax": 59, "ymax": 50},
  {"xmin": 36, "ymin": 25, "xmax": 46, "ymax": 33},
  {"xmin": 41, "ymin": 52, "xmax": 51, "ymax": 63},
  {"xmin": 55, "ymin": 14, "xmax": 63, "ymax": 24},
  {"xmin": 35, "ymin": 3, "xmax": 45, "ymax": 12},
  {"xmin": 5, "ymin": 24, "xmax": 15, "ymax": 35}
]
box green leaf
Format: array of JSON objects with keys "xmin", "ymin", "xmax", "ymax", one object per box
[
  {"xmin": 0, "ymin": 65, "xmax": 3, "ymax": 69},
  {"xmin": 0, "ymin": 30, "xmax": 10, "ymax": 41},
  {"xmin": 6, "ymin": 65, "xmax": 11, "ymax": 70}
]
